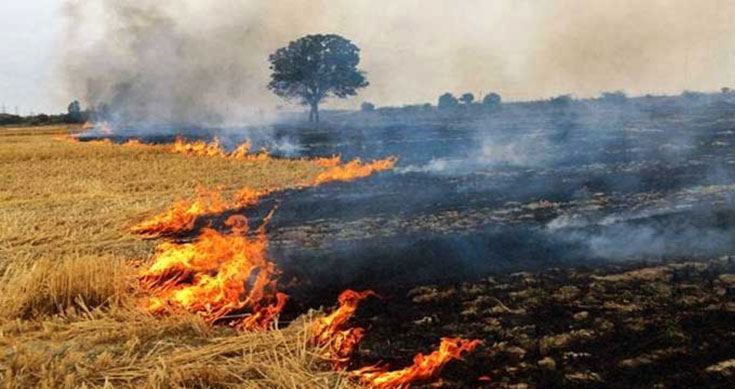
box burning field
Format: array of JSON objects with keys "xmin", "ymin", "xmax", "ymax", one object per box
[
  {"xmin": 3, "ymin": 98, "xmax": 735, "ymax": 388},
  {"xmin": 0, "ymin": 125, "xmax": 474, "ymax": 388}
]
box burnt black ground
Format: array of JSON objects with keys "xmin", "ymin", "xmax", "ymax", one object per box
[
  {"xmin": 347, "ymin": 258, "xmax": 735, "ymax": 388},
  {"xmin": 92, "ymin": 95, "xmax": 735, "ymax": 386},
  {"xmin": 110, "ymin": 97, "xmax": 735, "ymax": 302},
  {"xmin": 248, "ymin": 98, "xmax": 735, "ymax": 295}
]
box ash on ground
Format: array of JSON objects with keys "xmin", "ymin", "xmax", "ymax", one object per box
[{"xmin": 352, "ymin": 257, "xmax": 735, "ymax": 388}]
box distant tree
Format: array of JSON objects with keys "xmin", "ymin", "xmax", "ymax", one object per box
[
  {"xmin": 267, "ymin": 34, "xmax": 369, "ymax": 123},
  {"xmin": 29, "ymin": 114, "xmax": 51, "ymax": 126},
  {"xmin": 599, "ymin": 91, "xmax": 627, "ymax": 104},
  {"xmin": 67, "ymin": 100, "xmax": 83, "ymax": 123},
  {"xmin": 460, "ymin": 93, "xmax": 475, "ymax": 105},
  {"xmin": 681, "ymin": 90, "xmax": 705, "ymax": 101},
  {"xmin": 361, "ymin": 102, "xmax": 375, "ymax": 112},
  {"xmin": 482, "ymin": 92, "xmax": 502, "ymax": 107},
  {"xmin": 722, "ymin": 87, "xmax": 732, "ymax": 94},
  {"xmin": 438, "ymin": 93, "xmax": 459, "ymax": 110},
  {"xmin": 549, "ymin": 94, "xmax": 574, "ymax": 106},
  {"xmin": 0, "ymin": 113, "xmax": 22, "ymax": 126}
]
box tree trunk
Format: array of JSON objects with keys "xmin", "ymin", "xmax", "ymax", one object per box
[
  {"xmin": 307, "ymin": 103, "xmax": 320, "ymax": 123},
  {"xmin": 306, "ymin": 100, "xmax": 321, "ymax": 123}
]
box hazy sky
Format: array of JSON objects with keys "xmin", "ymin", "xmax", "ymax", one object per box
[
  {"xmin": 0, "ymin": 1, "xmax": 64, "ymax": 114},
  {"xmin": 3, "ymin": 0, "xmax": 735, "ymax": 114}
]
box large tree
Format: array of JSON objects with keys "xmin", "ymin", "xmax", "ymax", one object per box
[
  {"xmin": 67, "ymin": 100, "xmax": 83, "ymax": 123},
  {"xmin": 268, "ymin": 34, "xmax": 368, "ymax": 123}
]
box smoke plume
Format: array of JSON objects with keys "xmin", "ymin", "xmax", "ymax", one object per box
[
  {"xmin": 61, "ymin": 0, "xmax": 735, "ymax": 124},
  {"xmin": 61, "ymin": 1, "xmax": 278, "ymax": 125}
]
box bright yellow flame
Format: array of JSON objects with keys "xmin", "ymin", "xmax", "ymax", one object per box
[{"xmin": 140, "ymin": 214, "xmax": 285, "ymax": 330}]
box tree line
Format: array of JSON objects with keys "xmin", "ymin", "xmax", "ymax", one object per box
[
  {"xmin": 9, "ymin": 33, "xmax": 735, "ymax": 126},
  {"xmin": 0, "ymin": 101, "xmax": 90, "ymax": 127}
]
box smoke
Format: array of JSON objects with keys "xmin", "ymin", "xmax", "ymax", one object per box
[
  {"xmin": 56, "ymin": 1, "xmax": 735, "ymax": 278},
  {"xmin": 560, "ymin": 220, "xmax": 735, "ymax": 261},
  {"xmin": 59, "ymin": 0, "xmax": 735, "ymax": 122},
  {"xmin": 316, "ymin": 97, "xmax": 735, "ymax": 274},
  {"xmin": 399, "ymin": 128, "xmax": 553, "ymax": 174},
  {"xmin": 546, "ymin": 183, "xmax": 735, "ymax": 260},
  {"xmin": 61, "ymin": 0, "xmax": 279, "ymax": 125}
]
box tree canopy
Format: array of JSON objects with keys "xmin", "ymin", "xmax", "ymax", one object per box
[
  {"xmin": 268, "ymin": 34, "xmax": 368, "ymax": 122},
  {"xmin": 482, "ymin": 93, "xmax": 501, "ymax": 106},
  {"xmin": 438, "ymin": 93, "xmax": 459, "ymax": 110},
  {"xmin": 460, "ymin": 93, "xmax": 475, "ymax": 104},
  {"xmin": 67, "ymin": 101, "xmax": 83, "ymax": 123},
  {"xmin": 361, "ymin": 102, "xmax": 375, "ymax": 112}
]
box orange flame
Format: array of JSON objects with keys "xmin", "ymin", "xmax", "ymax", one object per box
[
  {"xmin": 52, "ymin": 134, "xmax": 78, "ymax": 142},
  {"xmin": 233, "ymin": 187, "xmax": 271, "ymax": 208},
  {"xmin": 171, "ymin": 137, "xmax": 227, "ymax": 157},
  {"xmin": 229, "ymin": 140, "xmax": 252, "ymax": 160},
  {"xmin": 313, "ymin": 157, "xmax": 397, "ymax": 185},
  {"xmin": 140, "ymin": 214, "xmax": 285, "ymax": 329},
  {"xmin": 351, "ymin": 337, "xmax": 482, "ymax": 389},
  {"xmin": 129, "ymin": 156, "xmax": 397, "ymax": 237},
  {"xmin": 237, "ymin": 292, "xmax": 288, "ymax": 330},
  {"xmin": 130, "ymin": 187, "xmax": 228, "ymax": 237},
  {"xmin": 122, "ymin": 139, "xmax": 151, "ymax": 148},
  {"xmin": 232, "ymin": 141, "xmax": 272, "ymax": 162},
  {"xmin": 312, "ymin": 155, "xmax": 342, "ymax": 168},
  {"xmin": 169, "ymin": 137, "xmax": 271, "ymax": 161},
  {"xmin": 311, "ymin": 289, "xmax": 376, "ymax": 368},
  {"xmin": 98, "ymin": 122, "xmax": 114, "ymax": 135},
  {"xmin": 54, "ymin": 131, "xmax": 275, "ymax": 164}
]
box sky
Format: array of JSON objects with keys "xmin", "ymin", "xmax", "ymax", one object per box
[
  {"xmin": 0, "ymin": 0, "xmax": 64, "ymax": 114},
  {"xmin": 3, "ymin": 0, "xmax": 735, "ymax": 115}
]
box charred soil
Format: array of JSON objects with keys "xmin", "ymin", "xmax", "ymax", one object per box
[{"xmin": 330, "ymin": 258, "xmax": 735, "ymax": 388}]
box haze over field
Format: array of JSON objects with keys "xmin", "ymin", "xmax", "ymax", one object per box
[{"xmin": 2, "ymin": 0, "xmax": 735, "ymax": 115}]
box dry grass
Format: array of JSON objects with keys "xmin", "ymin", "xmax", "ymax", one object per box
[
  {"xmin": 0, "ymin": 126, "xmax": 325, "ymax": 264},
  {"xmin": 0, "ymin": 126, "xmax": 357, "ymax": 388},
  {"xmin": 0, "ymin": 309, "xmax": 356, "ymax": 388},
  {"xmin": 0, "ymin": 255, "xmax": 132, "ymax": 320}
]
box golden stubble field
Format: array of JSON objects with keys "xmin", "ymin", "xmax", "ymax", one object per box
[
  {"xmin": 0, "ymin": 126, "xmax": 357, "ymax": 389},
  {"xmin": 0, "ymin": 126, "xmax": 326, "ymax": 264}
]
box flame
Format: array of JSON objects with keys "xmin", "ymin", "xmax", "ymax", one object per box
[
  {"xmin": 230, "ymin": 140, "xmax": 253, "ymax": 159},
  {"xmin": 129, "ymin": 155, "xmax": 397, "ymax": 237},
  {"xmin": 312, "ymin": 155, "xmax": 342, "ymax": 168},
  {"xmin": 351, "ymin": 337, "xmax": 482, "ymax": 389},
  {"xmin": 140, "ymin": 214, "xmax": 285, "ymax": 329},
  {"xmin": 130, "ymin": 187, "xmax": 228, "ymax": 237},
  {"xmin": 172, "ymin": 137, "xmax": 227, "ymax": 157},
  {"xmin": 98, "ymin": 122, "xmax": 114, "ymax": 135},
  {"xmin": 311, "ymin": 289, "xmax": 375, "ymax": 368},
  {"xmin": 52, "ymin": 134, "xmax": 78, "ymax": 142},
  {"xmin": 169, "ymin": 137, "xmax": 271, "ymax": 161},
  {"xmin": 233, "ymin": 187, "xmax": 271, "ymax": 208},
  {"xmin": 231, "ymin": 141, "xmax": 272, "ymax": 162},
  {"xmin": 122, "ymin": 139, "xmax": 150, "ymax": 148},
  {"xmin": 313, "ymin": 157, "xmax": 397, "ymax": 185}
]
